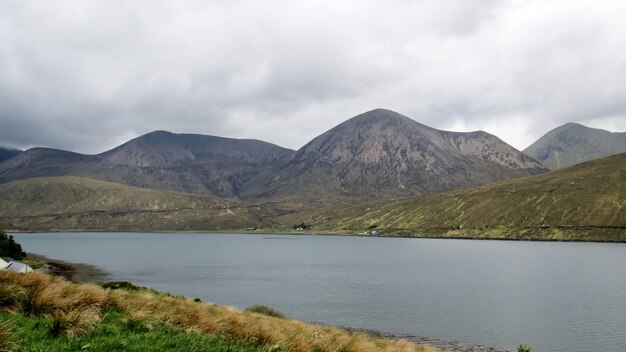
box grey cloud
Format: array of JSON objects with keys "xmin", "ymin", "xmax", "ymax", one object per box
[{"xmin": 0, "ymin": 0, "xmax": 624, "ymax": 154}]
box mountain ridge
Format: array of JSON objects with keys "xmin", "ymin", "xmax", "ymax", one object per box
[
  {"xmin": 0, "ymin": 131, "xmax": 295, "ymax": 198},
  {"xmin": 523, "ymin": 122, "xmax": 626, "ymax": 169},
  {"xmin": 0, "ymin": 147, "xmax": 22, "ymax": 163},
  {"xmin": 1, "ymin": 109, "xmax": 548, "ymax": 200},
  {"xmin": 241, "ymin": 109, "xmax": 546, "ymax": 199}
]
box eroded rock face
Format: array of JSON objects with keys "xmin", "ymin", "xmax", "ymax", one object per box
[{"xmin": 242, "ymin": 109, "xmax": 547, "ymax": 200}]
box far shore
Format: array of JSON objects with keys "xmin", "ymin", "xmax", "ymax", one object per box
[{"xmin": 10, "ymin": 227, "xmax": 626, "ymax": 244}]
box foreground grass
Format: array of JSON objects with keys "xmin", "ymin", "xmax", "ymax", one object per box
[
  {"xmin": 0, "ymin": 271, "xmax": 435, "ymax": 352},
  {"xmin": 0, "ymin": 310, "xmax": 264, "ymax": 352}
]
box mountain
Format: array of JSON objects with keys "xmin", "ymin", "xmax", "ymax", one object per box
[
  {"xmin": 296, "ymin": 153, "xmax": 626, "ymax": 242},
  {"xmin": 0, "ymin": 147, "xmax": 21, "ymax": 163},
  {"xmin": 0, "ymin": 131, "xmax": 295, "ymax": 198},
  {"xmin": 0, "ymin": 176, "xmax": 297, "ymax": 231},
  {"xmin": 523, "ymin": 123, "xmax": 626, "ymax": 170},
  {"xmin": 242, "ymin": 109, "xmax": 547, "ymax": 200}
]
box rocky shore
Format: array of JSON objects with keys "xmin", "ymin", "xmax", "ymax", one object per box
[{"xmin": 28, "ymin": 253, "xmax": 109, "ymax": 283}]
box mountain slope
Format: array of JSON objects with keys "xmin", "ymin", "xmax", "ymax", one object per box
[
  {"xmin": 524, "ymin": 123, "xmax": 626, "ymax": 170},
  {"xmin": 243, "ymin": 109, "xmax": 546, "ymax": 200},
  {"xmin": 0, "ymin": 176, "xmax": 296, "ymax": 231},
  {"xmin": 0, "ymin": 131, "xmax": 295, "ymax": 197},
  {"xmin": 0, "ymin": 147, "xmax": 21, "ymax": 163},
  {"xmin": 300, "ymin": 153, "xmax": 626, "ymax": 241}
]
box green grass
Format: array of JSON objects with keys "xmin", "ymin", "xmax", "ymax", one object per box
[{"xmin": 0, "ymin": 310, "xmax": 268, "ymax": 352}]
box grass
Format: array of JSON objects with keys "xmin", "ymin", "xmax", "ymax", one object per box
[
  {"xmin": 0, "ymin": 310, "xmax": 265, "ymax": 352},
  {"xmin": 0, "ymin": 176, "xmax": 300, "ymax": 232},
  {"xmin": 245, "ymin": 305, "xmax": 286, "ymax": 319},
  {"xmin": 293, "ymin": 153, "xmax": 626, "ymax": 242},
  {"xmin": 0, "ymin": 271, "xmax": 436, "ymax": 352}
]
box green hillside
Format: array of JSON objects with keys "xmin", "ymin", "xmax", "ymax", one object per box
[
  {"xmin": 302, "ymin": 153, "xmax": 626, "ymax": 242},
  {"xmin": 0, "ymin": 176, "xmax": 297, "ymax": 231}
]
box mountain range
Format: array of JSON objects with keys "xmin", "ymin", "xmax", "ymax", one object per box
[
  {"xmin": 1, "ymin": 153, "xmax": 623, "ymax": 241},
  {"xmin": 0, "ymin": 109, "xmax": 546, "ymax": 200},
  {"xmin": 0, "ymin": 132, "xmax": 294, "ymax": 198},
  {"xmin": 524, "ymin": 122, "xmax": 626, "ymax": 170},
  {"xmin": 0, "ymin": 147, "xmax": 21, "ymax": 163},
  {"xmin": 0, "ymin": 108, "xmax": 624, "ymax": 241}
]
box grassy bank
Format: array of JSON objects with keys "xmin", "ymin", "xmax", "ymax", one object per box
[{"xmin": 0, "ymin": 271, "xmax": 436, "ymax": 352}]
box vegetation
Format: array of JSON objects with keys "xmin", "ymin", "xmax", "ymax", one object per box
[
  {"xmin": 245, "ymin": 305, "xmax": 286, "ymax": 319},
  {"xmin": 293, "ymin": 223, "xmax": 311, "ymax": 230},
  {"xmin": 517, "ymin": 344, "xmax": 532, "ymax": 352},
  {"xmin": 0, "ymin": 176, "xmax": 301, "ymax": 232},
  {"xmin": 0, "ymin": 271, "xmax": 435, "ymax": 352},
  {"xmin": 0, "ymin": 231, "xmax": 25, "ymax": 260},
  {"xmin": 0, "ymin": 311, "xmax": 264, "ymax": 352},
  {"xmin": 298, "ymin": 153, "xmax": 626, "ymax": 242}
]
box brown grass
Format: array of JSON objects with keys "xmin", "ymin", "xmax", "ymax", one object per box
[{"xmin": 0, "ymin": 271, "xmax": 436, "ymax": 352}]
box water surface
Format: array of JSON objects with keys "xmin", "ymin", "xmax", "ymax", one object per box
[{"xmin": 13, "ymin": 232, "xmax": 626, "ymax": 352}]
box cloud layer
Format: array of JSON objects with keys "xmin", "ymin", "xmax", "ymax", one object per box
[{"xmin": 1, "ymin": 0, "xmax": 625, "ymax": 153}]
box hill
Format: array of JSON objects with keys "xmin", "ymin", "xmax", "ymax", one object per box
[
  {"xmin": 243, "ymin": 109, "xmax": 546, "ymax": 200},
  {"xmin": 0, "ymin": 147, "xmax": 21, "ymax": 163},
  {"xmin": 524, "ymin": 123, "xmax": 626, "ymax": 170},
  {"xmin": 298, "ymin": 153, "xmax": 626, "ymax": 242},
  {"xmin": 0, "ymin": 176, "xmax": 299, "ymax": 231},
  {"xmin": 0, "ymin": 132, "xmax": 294, "ymax": 198}
]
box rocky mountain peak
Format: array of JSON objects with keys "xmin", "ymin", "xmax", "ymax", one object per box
[{"xmin": 524, "ymin": 123, "xmax": 626, "ymax": 169}]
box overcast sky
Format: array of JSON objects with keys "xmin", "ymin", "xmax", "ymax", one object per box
[{"xmin": 1, "ymin": 0, "xmax": 625, "ymax": 154}]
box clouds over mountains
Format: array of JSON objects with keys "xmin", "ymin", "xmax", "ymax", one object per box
[{"xmin": 1, "ymin": 0, "xmax": 625, "ymax": 153}]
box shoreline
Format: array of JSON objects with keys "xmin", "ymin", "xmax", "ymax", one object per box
[
  {"xmin": 11, "ymin": 228, "xmax": 626, "ymax": 244},
  {"xmin": 28, "ymin": 253, "xmax": 109, "ymax": 283},
  {"xmin": 27, "ymin": 252, "xmax": 510, "ymax": 352}
]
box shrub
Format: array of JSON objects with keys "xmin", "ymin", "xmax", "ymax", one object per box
[
  {"xmin": 244, "ymin": 305, "xmax": 285, "ymax": 319},
  {"xmin": 102, "ymin": 281, "xmax": 143, "ymax": 291},
  {"xmin": 518, "ymin": 344, "xmax": 532, "ymax": 352},
  {"xmin": 0, "ymin": 231, "xmax": 25, "ymax": 260}
]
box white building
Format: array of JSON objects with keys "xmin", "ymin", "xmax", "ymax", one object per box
[{"xmin": 1, "ymin": 257, "xmax": 33, "ymax": 273}]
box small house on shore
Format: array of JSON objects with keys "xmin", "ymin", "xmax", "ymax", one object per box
[{"xmin": 1, "ymin": 257, "xmax": 33, "ymax": 273}]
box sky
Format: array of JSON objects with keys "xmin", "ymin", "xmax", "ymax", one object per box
[{"xmin": 1, "ymin": 0, "xmax": 625, "ymax": 154}]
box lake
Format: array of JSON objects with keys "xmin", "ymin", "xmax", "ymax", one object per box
[{"xmin": 12, "ymin": 232, "xmax": 626, "ymax": 352}]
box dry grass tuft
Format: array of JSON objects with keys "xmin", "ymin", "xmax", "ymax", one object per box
[{"xmin": 0, "ymin": 271, "xmax": 437, "ymax": 351}]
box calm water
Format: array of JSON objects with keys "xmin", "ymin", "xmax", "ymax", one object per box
[{"xmin": 13, "ymin": 232, "xmax": 626, "ymax": 352}]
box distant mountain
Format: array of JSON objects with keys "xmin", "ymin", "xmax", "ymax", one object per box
[
  {"xmin": 300, "ymin": 153, "xmax": 626, "ymax": 242},
  {"xmin": 0, "ymin": 147, "xmax": 21, "ymax": 163},
  {"xmin": 0, "ymin": 110, "xmax": 548, "ymax": 200},
  {"xmin": 242, "ymin": 109, "xmax": 547, "ymax": 200},
  {"xmin": 0, "ymin": 131, "xmax": 295, "ymax": 197},
  {"xmin": 523, "ymin": 123, "xmax": 626, "ymax": 170}
]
